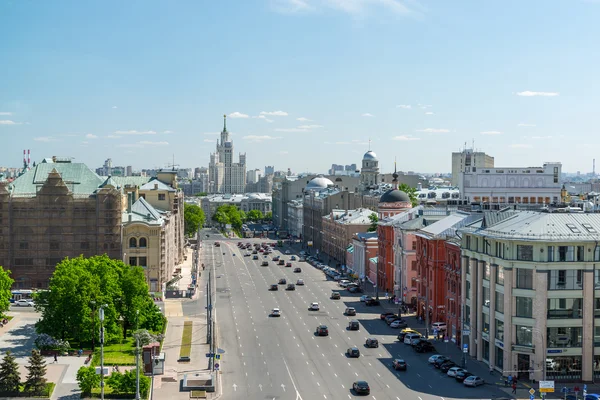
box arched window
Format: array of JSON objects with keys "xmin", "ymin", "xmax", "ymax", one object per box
[
  {"xmin": 139, "ymin": 237, "xmax": 147, "ymax": 248},
  {"xmin": 129, "ymin": 237, "xmax": 137, "ymax": 248}
]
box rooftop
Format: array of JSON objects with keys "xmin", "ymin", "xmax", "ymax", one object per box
[{"xmin": 323, "ymin": 208, "xmax": 376, "ymax": 225}]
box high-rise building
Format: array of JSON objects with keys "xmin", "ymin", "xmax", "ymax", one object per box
[
  {"xmin": 451, "ymin": 148, "xmax": 494, "ymax": 186},
  {"xmin": 208, "ymin": 115, "xmax": 247, "ymax": 194},
  {"xmin": 265, "ymin": 166, "xmax": 275, "ymax": 176},
  {"xmin": 247, "ymin": 168, "xmax": 261, "ymax": 184}
]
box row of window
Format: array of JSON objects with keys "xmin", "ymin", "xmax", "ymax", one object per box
[
  {"xmin": 129, "ymin": 237, "xmax": 148, "ymax": 248},
  {"xmin": 471, "ymin": 266, "xmax": 600, "ymax": 291}
]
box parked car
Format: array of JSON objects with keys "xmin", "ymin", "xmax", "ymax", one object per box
[
  {"xmin": 390, "ymin": 319, "xmax": 408, "ymax": 329},
  {"xmin": 385, "ymin": 315, "xmax": 400, "ymax": 324},
  {"xmin": 463, "ymin": 376, "xmax": 484, "ymax": 387},
  {"xmin": 360, "ymin": 295, "xmax": 372, "ymax": 302},
  {"xmin": 365, "ymin": 299, "xmax": 381, "ymax": 306},
  {"xmin": 414, "ymin": 341, "xmax": 436, "ymax": 353},
  {"xmin": 440, "ymin": 361, "xmax": 457, "ymax": 373},
  {"xmin": 392, "ymin": 359, "xmax": 407, "ymax": 371},
  {"xmin": 430, "ymin": 355, "xmax": 450, "ymax": 365},
  {"xmin": 380, "ymin": 312, "xmax": 395, "ymax": 320},
  {"xmin": 447, "ymin": 367, "xmax": 465, "ymax": 377},
  {"xmin": 432, "ymin": 322, "xmax": 447, "ymax": 332},
  {"xmin": 455, "ymin": 370, "xmax": 473, "ymax": 382},
  {"xmin": 348, "ymin": 286, "xmax": 363, "ymax": 293},
  {"xmin": 365, "ymin": 338, "xmax": 379, "ymax": 348}
]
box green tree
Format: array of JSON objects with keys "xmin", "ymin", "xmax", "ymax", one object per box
[
  {"xmin": 264, "ymin": 211, "xmax": 273, "ymax": 221},
  {"xmin": 398, "ymin": 183, "xmax": 419, "ymax": 207},
  {"xmin": 367, "ymin": 213, "xmax": 378, "ymax": 232},
  {"xmin": 246, "ymin": 209, "xmax": 264, "ymax": 221},
  {"xmin": 0, "ymin": 351, "xmax": 20, "ymax": 395},
  {"xmin": 24, "ymin": 350, "xmax": 46, "ymax": 395},
  {"xmin": 76, "ymin": 365, "xmax": 99, "ymax": 394},
  {"xmin": 212, "ymin": 209, "xmax": 230, "ymax": 225},
  {"xmin": 107, "ymin": 370, "xmax": 150, "ymax": 396},
  {"xmin": 194, "ymin": 192, "xmax": 208, "ymax": 197},
  {"xmin": 0, "ymin": 267, "xmax": 14, "ymax": 317},
  {"xmin": 184, "ymin": 204, "xmax": 205, "ymax": 237}
]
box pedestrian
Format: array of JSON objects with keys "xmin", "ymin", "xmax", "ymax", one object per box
[
  {"xmin": 507, "ymin": 374, "xmax": 513, "ymax": 386},
  {"xmin": 489, "ymin": 365, "xmax": 494, "ymax": 374},
  {"xmin": 54, "ymin": 353, "xmax": 58, "ymax": 363},
  {"xmin": 511, "ymin": 381, "xmax": 517, "ymax": 394}
]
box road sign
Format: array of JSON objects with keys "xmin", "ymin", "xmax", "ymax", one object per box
[
  {"xmin": 206, "ymin": 353, "xmax": 214, "ymax": 358},
  {"xmin": 217, "ymin": 348, "xmax": 226, "ymax": 354},
  {"xmin": 529, "ymin": 388, "xmax": 535, "ymax": 395},
  {"xmin": 530, "ymin": 395, "xmax": 534, "ymax": 400},
  {"xmin": 539, "ymin": 380, "xmax": 555, "ymax": 393},
  {"xmin": 463, "ymin": 329, "xmax": 471, "ymax": 335},
  {"xmin": 463, "ymin": 343, "xmax": 468, "ymax": 353},
  {"xmin": 214, "ymin": 363, "xmax": 220, "ymax": 370}
]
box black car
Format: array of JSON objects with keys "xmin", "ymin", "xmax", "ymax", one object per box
[
  {"xmin": 365, "ymin": 299, "xmax": 380, "ymax": 306},
  {"xmin": 352, "ymin": 381, "xmax": 370, "ymax": 395},
  {"xmin": 331, "ymin": 292, "xmax": 341, "ymax": 300},
  {"xmin": 392, "ymin": 359, "xmax": 407, "ymax": 371},
  {"xmin": 347, "ymin": 347, "xmax": 360, "ymax": 358},
  {"xmin": 414, "ymin": 341, "xmax": 436, "ymax": 353},
  {"xmin": 433, "ymin": 356, "xmax": 451, "ymax": 368},
  {"xmin": 348, "ymin": 286, "xmax": 363, "ymax": 293},
  {"xmin": 278, "ymin": 278, "xmax": 287, "ymax": 284},
  {"xmin": 380, "ymin": 312, "xmax": 395, "ymax": 320},
  {"xmin": 440, "ymin": 361, "xmax": 457, "ymax": 373},
  {"xmin": 455, "ymin": 370, "xmax": 473, "ymax": 382},
  {"xmin": 261, "ymin": 261, "xmax": 269, "ymax": 266},
  {"xmin": 269, "ymin": 284, "xmax": 278, "ymax": 291},
  {"xmin": 365, "ymin": 338, "xmax": 379, "ymax": 348},
  {"xmin": 286, "ymin": 283, "xmax": 296, "ymax": 291},
  {"xmin": 348, "ymin": 320, "xmax": 360, "ymax": 330},
  {"xmin": 316, "ymin": 325, "xmax": 328, "ymax": 336},
  {"xmin": 385, "ymin": 315, "xmax": 400, "ymax": 325}
]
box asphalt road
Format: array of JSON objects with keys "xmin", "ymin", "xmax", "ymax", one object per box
[{"xmin": 211, "ymin": 236, "xmax": 506, "ymax": 400}]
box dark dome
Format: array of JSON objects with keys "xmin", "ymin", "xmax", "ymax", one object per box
[{"xmin": 379, "ymin": 189, "xmax": 410, "ymax": 203}]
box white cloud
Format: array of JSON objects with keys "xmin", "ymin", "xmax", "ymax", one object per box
[
  {"xmin": 117, "ymin": 143, "xmax": 144, "ymax": 148},
  {"xmin": 114, "ymin": 130, "xmax": 156, "ymax": 135},
  {"xmin": 516, "ymin": 91, "xmax": 559, "ymax": 97},
  {"xmin": 163, "ymin": 130, "xmax": 174, "ymax": 134},
  {"xmin": 275, "ymin": 128, "xmax": 307, "ymax": 132},
  {"xmin": 253, "ymin": 115, "xmax": 274, "ymax": 123},
  {"xmin": 260, "ymin": 111, "xmax": 288, "ymax": 116},
  {"xmin": 0, "ymin": 120, "xmax": 20, "ymax": 125},
  {"xmin": 517, "ymin": 123, "xmax": 536, "ymax": 127},
  {"xmin": 106, "ymin": 135, "xmax": 121, "ymax": 139},
  {"xmin": 510, "ymin": 144, "xmax": 533, "ymax": 148},
  {"xmin": 280, "ymin": 151, "xmax": 289, "ymax": 155},
  {"xmin": 298, "ymin": 124, "xmax": 323, "ymax": 129},
  {"xmin": 420, "ymin": 104, "xmax": 432, "ymax": 109},
  {"xmin": 112, "ymin": 106, "xmax": 118, "ymax": 109},
  {"xmin": 139, "ymin": 141, "xmax": 169, "ymax": 146},
  {"xmin": 392, "ymin": 135, "xmax": 420, "ymax": 141},
  {"xmin": 361, "ymin": 113, "xmax": 374, "ymax": 117},
  {"xmin": 34, "ymin": 136, "xmax": 56, "ymax": 142},
  {"xmin": 243, "ymin": 135, "xmax": 282, "ymax": 142},
  {"xmin": 0, "ymin": 112, "xmax": 12, "ymax": 116},
  {"xmin": 480, "ymin": 131, "xmax": 502, "ymax": 135},
  {"xmin": 396, "ymin": 105, "xmax": 411, "ymax": 109},
  {"xmin": 86, "ymin": 133, "xmax": 98, "ymax": 139},
  {"xmin": 203, "ymin": 132, "xmax": 220, "ymax": 135},
  {"xmin": 416, "ymin": 128, "xmax": 450, "ymax": 133},
  {"xmin": 228, "ymin": 112, "xmax": 249, "ymax": 118},
  {"xmin": 204, "ymin": 139, "xmax": 216, "ymax": 143},
  {"xmin": 296, "ymin": 117, "xmax": 311, "ymax": 121},
  {"xmin": 531, "ymin": 135, "xmax": 553, "ymax": 140},
  {"xmin": 425, "ymin": 112, "xmax": 434, "ymax": 115}
]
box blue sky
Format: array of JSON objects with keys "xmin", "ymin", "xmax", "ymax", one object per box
[{"xmin": 1, "ymin": 0, "xmax": 599, "ymax": 174}]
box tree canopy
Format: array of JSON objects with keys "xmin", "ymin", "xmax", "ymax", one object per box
[
  {"xmin": 212, "ymin": 204, "xmax": 245, "ymax": 230},
  {"xmin": 264, "ymin": 211, "xmax": 273, "ymax": 221},
  {"xmin": 0, "ymin": 267, "xmax": 14, "ymax": 317},
  {"xmin": 35, "ymin": 255, "xmax": 165, "ymax": 344},
  {"xmin": 398, "ymin": 183, "xmax": 419, "ymax": 207},
  {"xmin": 184, "ymin": 203, "xmax": 205, "ymax": 237},
  {"xmin": 246, "ymin": 209, "xmax": 264, "ymax": 221},
  {"xmin": 367, "ymin": 213, "xmax": 378, "ymax": 232}
]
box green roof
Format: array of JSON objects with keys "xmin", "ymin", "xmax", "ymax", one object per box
[
  {"xmin": 102, "ymin": 176, "xmax": 152, "ymax": 188},
  {"xmin": 123, "ymin": 197, "xmax": 163, "ymax": 225}
]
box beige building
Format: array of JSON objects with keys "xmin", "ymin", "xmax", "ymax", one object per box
[
  {"xmin": 451, "ymin": 148, "xmax": 494, "ymax": 186},
  {"xmin": 322, "ymin": 208, "xmax": 376, "ymax": 265},
  {"xmin": 460, "ymin": 211, "xmax": 600, "ymax": 383}
]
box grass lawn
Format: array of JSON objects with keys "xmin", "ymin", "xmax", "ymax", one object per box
[
  {"xmin": 180, "ymin": 321, "xmax": 193, "ymax": 359},
  {"xmin": 101, "ymin": 338, "xmax": 136, "ymax": 365}
]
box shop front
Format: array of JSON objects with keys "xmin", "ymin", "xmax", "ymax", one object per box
[{"xmin": 546, "ymin": 354, "xmax": 582, "ymax": 382}]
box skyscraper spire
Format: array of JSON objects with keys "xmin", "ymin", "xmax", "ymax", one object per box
[
  {"xmin": 223, "ymin": 114, "xmax": 227, "ymax": 132},
  {"xmin": 393, "ymin": 158, "xmax": 398, "ymax": 189}
]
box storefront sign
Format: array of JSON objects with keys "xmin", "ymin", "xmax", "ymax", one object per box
[
  {"xmin": 512, "ymin": 345, "xmax": 534, "ymax": 354},
  {"xmin": 547, "ymin": 349, "xmax": 563, "ymax": 354}
]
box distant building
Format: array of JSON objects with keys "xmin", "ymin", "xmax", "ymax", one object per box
[
  {"xmin": 451, "ymin": 148, "xmax": 495, "ymax": 186},
  {"xmin": 96, "ymin": 158, "xmax": 127, "ymax": 177},
  {"xmin": 177, "ymin": 168, "xmax": 193, "ymax": 179},
  {"xmin": 350, "ymin": 232, "xmax": 378, "ymax": 281},
  {"xmin": 360, "ymin": 150, "xmax": 380, "ymax": 192},
  {"xmin": 199, "ymin": 193, "xmax": 272, "ymax": 224},
  {"xmin": 322, "ymin": 208, "xmax": 376, "ymax": 264},
  {"xmin": 209, "ymin": 116, "xmax": 246, "ymax": 194},
  {"xmin": 246, "ymin": 168, "xmax": 261, "ymax": 184},
  {"xmin": 287, "ymin": 199, "xmax": 303, "ymax": 238},
  {"xmin": 264, "ymin": 166, "xmax": 275, "ymax": 176}
]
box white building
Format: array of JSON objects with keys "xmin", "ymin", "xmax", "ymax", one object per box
[
  {"xmin": 359, "ymin": 150, "xmax": 379, "ymax": 192},
  {"xmin": 199, "ymin": 193, "xmax": 271, "ymax": 223},
  {"xmin": 458, "ymin": 162, "xmax": 562, "ymax": 204},
  {"xmin": 451, "ymin": 148, "xmax": 495, "ymax": 186},
  {"xmin": 287, "ymin": 199, "xmax": 303, "ymax": 238},
  {"xmin": 460, "ymin": 210, "xmax": 600, "ymax": 383},
  {"xmin": 208, "ymin": 115, "xmax": 247, "ymax": 194},
  {"xmin": 247, "ymin": 168, "xmax": 261, "ymax": 184}
]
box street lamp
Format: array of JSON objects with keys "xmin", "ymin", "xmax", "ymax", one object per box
[
  {"xmin": 99, "ymin": 305, "xmax": 108, "ymax": 400},
  {"xmin": 522, "ymin": 327, "xmax": 545, "ymax": 382},
  {"xmin": 135, "ymin": 310, "xmax": 140, "ymax": 400}
]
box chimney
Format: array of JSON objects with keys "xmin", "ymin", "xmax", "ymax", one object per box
[
  {"xmin": 417, "ymin": 182, "xmax": 423, "ymax": 191},
  {"xmin": 127, "ymin": 192, "xmax": 132, "ymax": 213}
]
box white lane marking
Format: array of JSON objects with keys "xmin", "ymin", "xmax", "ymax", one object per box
[
  {"xmin": 355, "ymin": 372, "xmax": 358, "ymax": 376},
  {"xmin": 317, "ymin": 382, "xmax": 320, "ymax": 386}
]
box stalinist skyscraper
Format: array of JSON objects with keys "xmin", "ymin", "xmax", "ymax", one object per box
[{"xmin": 208, "ymin": 115, "xmax": 247, "ymax": 194}]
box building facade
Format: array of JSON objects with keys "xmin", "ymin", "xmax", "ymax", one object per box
[
  {"xmin": 451, "ymin": 148, "xmax": 495, "ymax": 186},
  {"xmin": 351, "ymin": 232, "xmax": 378, "ymax": 282},
  {"xmin": 199, "ymin": 193, "xmax": 272, "ymax": 223},
  {"xmin": 209, "ymin": 116, "xmax": 247, "ymax": 194},
  {"xmin": 287, "ymin": 199, "xmax": 303, "ymax": 239},
  {"xmin": 321, "ymin": 208, "xmax": 376, "ymax": 265},
  {"xmin": 360, "ymin": 150, "xmax": 379, "ymax": 192}
]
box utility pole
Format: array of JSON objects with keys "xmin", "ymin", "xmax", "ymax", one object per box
[
  {"xmin": 375, "ymin": 260, "xmax": 380, "ymax": 300},
  {"xmin": 135, "ymin": 310, "xmax": 140, "ymax": 400},
  {"xmin": 461, "ymin": 303, "xmax": 467, "ymax": 368},
  {"xmin": 150, "ymin": 346, "xmax": 155, "ymax": 400},
  {"xmin": 99, "ymin": 305, "xmax": 106, "ymax": 400}
]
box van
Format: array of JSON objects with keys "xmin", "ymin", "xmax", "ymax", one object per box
[
  {"xmin": 404, "ymin": 333, "xmax": 422, "ymax": 345},
  {"xmin": 432, "ymin": 322, "xmax": 447, "ymax": 332}
]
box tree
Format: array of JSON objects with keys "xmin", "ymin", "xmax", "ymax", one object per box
[
  {"xmin": 184, "ymin": 204, "xmax": 205, "ymax": 237},
  {"xmin": 24, "ymin": 350, "xmax": 46, "ymax": 395},
  {"xmin": 246, "ymin": 209, "xmax": 264, "ymax": 221},
  {"xmin": 76, "ymin": 365, "xmax": 99, "ymax": 394},
  {"xmin": 194, "ymin": 192, "xmax": 208, "ymax": 197},
  {"xmin": 0, "ymin": 351, "xmax": 20, "ymax": 395},
  {"xmin": 264, "ymin": 211, "xmax": 273, "ymax": 221},
  {"xmin": 213, "ymin": 205, "xmax": 244, "ymax": 230},
  {"xmin": 398, "ymin": 183, "xmax": 419, "ymax": 207},
  {"xmin": 0, "ymin": 267, "xmax": 14, "ymax": 317},
  {"xmin": 367, "ymin": 213, "xmax": 378, "ymax": 232},
  {"xmin": 107, "ymin": 369, "xmax": 150, "ymax": 397}
]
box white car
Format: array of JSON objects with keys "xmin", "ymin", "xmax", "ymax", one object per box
[
  {"xmin": 296, "ymin": 279, "xmax": 305, "ymax": 286},
  {"xmin": 360, "ymin": 295, "xmax": 372, "ymax": 302},
  {"xmin": 15, "ymin": 299, "xmax": 33, "ymax": 307},
  {"xmin": 310, "ymin": 302, "xmax": 320, "ymax": 311},
  {"xmin": 432, "ymin": 322, "xmax": 447, "ymax": 332},
  {"xmin": 463, "ymin": 376, "xmax": 484, "ymax": 387},
  {"xmin": 339, "ymin": 280, "xmax": 351, "ymax": 287},
  {"xmin": 285, "ymin": 250, "xmax": 290, "ymax": 254},
  {"xmin": 271, "ymin": 308, "xmax": 281, "ymax": 317},
  {"xmin": 428, "ymin": 354, "xmax": 444, "ymax": 364},
  {"xmin": 447, "ymin": 367, "xmax": 465, "ymax": 377},
  {"xmin": 390, "ymin": 320, "xmax": 408, "ymax": 329}
]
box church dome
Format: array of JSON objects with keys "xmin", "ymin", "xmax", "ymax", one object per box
[
  {"xmin": 380, "ymin": 189, "xmax": 410, "ymax": 203},
  {"xmin": 306, "ymin": 175, "xmax": 334, "ymax": 190},
  {"xmin": 363, "ymin": 150, "xmax": 378, "ymax": 161}
]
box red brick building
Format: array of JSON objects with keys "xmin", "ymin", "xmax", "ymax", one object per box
[{"xmin": 443, "ymin": 239, "xmax": 462, "ymax": 344}]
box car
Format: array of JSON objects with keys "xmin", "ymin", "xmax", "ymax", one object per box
[
  {"xmin": 271, "ymin": 308, "xmax": 281, "ymax": 317},
  {"xmin": 365, "ymin": 338, "xmax": 379, "ymax": 348},
  {"xmin": 352, "ymin": 381, "xmax": 370, "ymax": 395},
  {"xmin": 385, "ymin": 314, "xmax": 400, "ymax": 324},
  {"xmin": 244, "ymin": 252, "xmax": 250, "ymax": 257},
  {"xmin": 390, "ymin": 319, "xmax": 408, "ymax": 329},
  {"xmin": 347, "ymin": 347, "xmax": 360, "ymax": 358},
  {"xmin": 286, "ymin": 283, "xmax": 296, "ymax": 291},
  {"xmin": 440, "ymin": 361, "xmax": 457, "ymax": 373},
  {"xmin": 310, "ymin": 302, "xmax": 319, "ymax": 310},
  {"xmin": 291, "ymin": 255, "xmax": 296, "ymax": 261},
  {"xmin": 296, "ymin": 279, "xmax": 304, "ymax": 285},
  {"xmin": 436, "ymin": 359, "xmax": 455, "ymax": 369},
  {"xmin": 414, "ymin": 341, "xmax": 436, "ymax": 353},
  {"xmin": 360, "ymin": 295, "xmax": 372, "ymax": 302},
  {"xmin": 339, "ymin": 279, "xmax": 351, "ymax": 287},
  {"xmin": 316, "ymin": 325, "xmax": 328, "ymax": 336},
  {"xmin": 365, "ymin": 298, "xmax": 381, "ymax": 306},
  {"xmin": 428, "ymin": 354, "xmax": 447, "ymax": 364},
  {"xmin": 286, "ymin": 262, "xmax": 293, "ymax": 268},
  {"xmin": 293, "ymin": 267, "xmax": 301, "ymax": 273},
  {"xmin": 345, "ymin": 307, "xmax": 356, "ymax": 316},
  {"xmin": 14, "ymin": 299, "xmax": 33, "ymax": 307},
  {"xmin": 432, "ymin": 322, "xmax": 447, "ymax": 332},
  {"xmin": 392, "ymin": 359, "xmax": 407, "ymax": 371},
  {"xmin": 348, "ymin": 320, "xmax": 360, "ymax": 330},
  {"xmin": 285, "ymin": 250, "xmax": 290, "ymax": 254},
  {"xmin": 455, "ymin": 370, "xmax": 473, "ymax": 382},
  {"xmin": 330, "ymin": 292, "xmax": 341, "ymax": 300},
  {"xmin": 261, "ymin": 261, "xmax": 269, "ymax": 266},
  {"xmin": 259, "ymin": 248, "xmax": 264, "ymax": 252},
  {"xmin": 447, "ymin": 367, "xmax": 465, "ymax": 377},
  {"xmin": 380, "ymin": 312, "xmax": 395, "ymax": 320},
  {"xmin": 269, "ymin": 284, "xmax": 278, "ymax": 291},
  {"xmin": 278, "ymin": 259, "xmax": 285, "ymax": 265},
  {"xmin": 404, "ymin": 333, "xmax": 422, "ymax": 345},
  {"xmin": 463, "ymin": 375, "xmax": 484, "ymax": 387},
  {"xmin": 333, "ymin": 275, "xmax": 343, "ymax": 281},
  {"xmin": 273, "ymin": 256, "xmax": 280, "ymax": 261},
  {"xmin": 348, "ymin": 286, "xmax": 363, "ymax": 293},
  {"xmin": 252, "ymin": 250, "xmax": 258, "ymax": 254},
  {"xmin": 278, "ymin": 278, "xmax": 287, "ymax": 284},
  {"xmin": 253, "ymin": 255, "xmax": 259, "ymax": 260}
]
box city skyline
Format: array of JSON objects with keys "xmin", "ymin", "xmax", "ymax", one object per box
[{"xmin": 1, "ymin": 1, "xmax": 599, "ymax": 173}]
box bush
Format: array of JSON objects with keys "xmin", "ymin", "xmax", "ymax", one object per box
[
  {"xmin": 34, "ymin": 334, "xmax": 70, "ymax": 353},
  {"xmin": 76, "ymin": 365, "xmax": 99, "ymax": 394},
  {"xmin": 106, "ymin": 370, "xmax": 150, "ymax": 397}
]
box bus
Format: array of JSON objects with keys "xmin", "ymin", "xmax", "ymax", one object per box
[{"xmin": 10, "ymin": 289, "xmax": 34, "ymax": 303}]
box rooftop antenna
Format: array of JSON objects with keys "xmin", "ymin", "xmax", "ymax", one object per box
[{"xmin": 368, "ymin": 137, "xmax": 371, "ymax": 151}]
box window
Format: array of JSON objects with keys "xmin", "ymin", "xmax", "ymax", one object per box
[
  {"xmin": 595, "ymin": 246, "xmax": 600, "ymax": 262},
  {"xmin": 466, "ymin": 236, "xmax": 471, "ymax": 250},
  {"xmin": 515, "ymin": 297, "xmax": 533, "ymax": 318},
  {"xmin": 482, "ymin": 313, "xmax": 490, "ymax": 333},
  {"xmin": 138, "ymin": 257, "xmax": 147, "ymax": 267},
  {"xmin": 495, "ymin": 291, "xmax": 504, "ymax": 313},
  {"xmin": 495, "ymin": 242, "xmax": 504, "ymax": 258},
  {"xmin": 495, "ymin": 319, "xmax": 504, "ymax": 342},
  {"xmin": 558, "ymin": 246, "xmax": 574, "ymax": 262},
  {"xmin": 595, "ymin": 270, "xmax": 600, "ymax": 290},
  {"xmin": 547, "ymin": 298, "xmax": 582, "ymax": 319},
  {"xmin": 465, "ymin": 304, "xmax": 471, "ymax": 325},
  {"xmin": 19, "ymin": 242, "xmax": 28, "ymax": 250},
  {"xmin": 158, "ymin": 193, "xmax": 166, "ymax": 201},
  {"xmin": 516, "ymin": 325, "xmax": 533, "ymax": 346},
  {"xmin": 496, "ymin": 265, "xmax": 504, "ymax": 285},
  {"xmin": 411, "ymin": 261, "xmax": 417, "ymax": 271},
  {"xmin": 483, "ymin": 263, "xmax": 490, "ymax": 280},
  {"xmin": 548, "ymin": 269, "xmax": 583, "ymax": 290},
  {"xmin": 412, "ymin": 241, "xmax": 416, "ymax": 250},
  {"xmin": 517, "ymin": 245, "xmax": 533, "ymax": 261},
  {"xmin": 482, "ymin": 286, "xmax": 490, "ymax": 308},
  {"xmin": 80, "ymin": 242, "xmax": 90, "ymax": 250},
  {"xmin": 411, "ymin": 278, "xmax": 417, "ymax": 288},
  {"xmin": 465, "ymin": 260, "xmax": 470, "ymax": 275},
  {"xmin": 129, "ymin": 238, "xmax": 137, "ymax": 248},
  {"xmin": 576, "ymin": 246, "xmax": 584, "ymax": 261},
  {"xmin": 466, "ymin": 280, "xmax": 471, "ymax": 299},
  {"xmin": 547, "ymin": 246, "xmax": 554, "ymax": 262},
  {"xmin": 474, "ymin": 238, "xmax": 479, "ymax": 252},
  {"xmin": 516, "ymin": 268, "xmax": 533, "ymax": 289},
  {"xmin": 139, "ymin": 237, "xmax": 147, "ymax": 248},
  {"xmin": 129, "ymin": 257, "xmax": 137, "ymax": 266},
  {"xmin": 50, "ymin": 242, "xmax": 59, "ymax": 250},
  {"xmin": 547, "ymin": 326, "xmax": 582, "ymax": 348}
]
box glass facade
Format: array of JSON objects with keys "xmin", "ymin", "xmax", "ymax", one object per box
[
  {"xmin": 547, "ymin": 326, "xmax": 582, "ymax": 348},
  {"xmin": 547, "ymin": 269, "xmax": 583, "ymax": 290},
  {"xmin": 515, "ymin": 297, "xmax": 533, "ymax": 318},
  {"xmin": 465, "ymin": 304, "xmax": 470, "ymax": 325},
  {"xmin": 482, "ymin": 313, "xmax": 490, "ymax": 334},
  {"xmin": 516, "ymin": 268, "xmax": 533, "ymax": 289},
  {"xmin": 483, "ymin": 263, "xmax": 490, "ymax": 280},
  {"xmin": 495, "ymin": 291, "xmax": 504, "ymax": 313},
  {"xmin": 515, "ymin": 325, "xmax": 533, "ymax": 346},
  {"xmin": 546, "ymin": 356, "xmax": 582, "ymax": 382},
  {"xmin": 496, "ymin": 265, "xmax": 504, "ymax": 285},
  {"xmin": 482, "ymin": 339, "xmax": 489, "ymax": 361},
  {"xmin": 495, "ymin": 319, "xmax": 504, "ymax": 341},
  {"xmin": 495, "ymin": 346, "xmax": 504, "ymax": 370},
  {"xmin": 547, "ymin": 298, "xmax": 583, "ymax": 319},
  {"xmin": 483, "ymin": 286, "xmax": 490, "ymax": 308}
]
